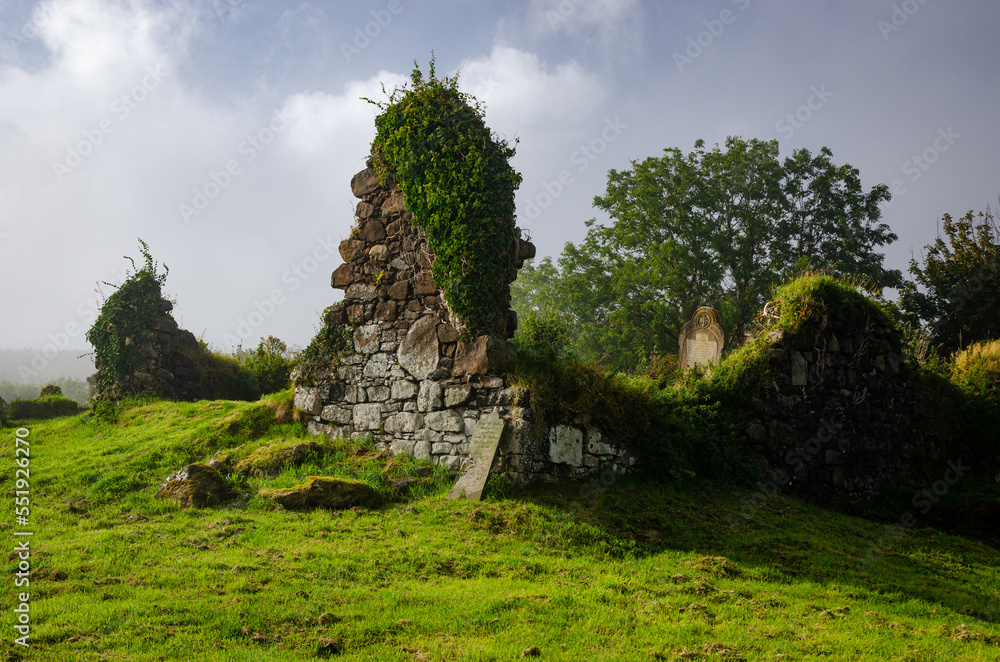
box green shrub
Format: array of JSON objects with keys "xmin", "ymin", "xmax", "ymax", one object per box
[
  {"xmin": 512, "ymin": 309, "xmax": 573, "ymax": 362},
  {"xmin": 6, "ymin": 395, "xmax": 81, "ymax": 421},
  {"xmin": 368, "ymin": 57, "xmax": 521, "ymax": 337},
  {"xmin": 85, "ymin": 239, "xmax": 169, "ymax": 395}
]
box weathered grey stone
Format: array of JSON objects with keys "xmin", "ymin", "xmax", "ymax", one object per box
[
  {"xmin": 437, "ymin": 323, "xmax": 461, "ymax": 343},
  {"xmin": 353, "ymin": 403, "xmax": 382, "ymax": 430},
  {"xmin": 320, "ymin": 405, "xmax": 353, "ymax": 425},
  {"xmin": 417, "ymin": 380, "xmax": 443, "ymax": 412},
  {"xmin": 155, "ymin": 464, "xmax": 230, "ymax": 508},
  {"xmin": 464, "ymin": 417, "xmax": 478, "ymax": 436},
  {"xmin": 369, "ymin": 244, "xmax": 390, "ymax": 263},
  {"xmin": 549, "ymin": 425, "xmax": 584, "ymax": 466},
  {"xmin": 397, "ymin": 316, "xmax": 440, "ymax": 380},
  {"xmin": 367, "ymin": 385, "xmax": 390, "ymax": 402},
  {"xmin": 432, "ymin": 442, "xmax": 454, "ymax": 455},
  {"xmin": 354, "ymin": 324, "xmax": 380, "ymax": 354},
  {"xmin": 414, "ymin": 441, "xmax": 431, "ymax": 462},
  {"xmin": 395, "ymin": 412, "xmax": 423, "ymax": 433},
  {"xmin": 381, "ymin": 189, "xmax": 407, "ymax": 216},
  {"xmin": 390, "ymin": 440, "xmax": 415, "ymax": 457},
  {"xmin": 260, "ymin": 476, "xmax": 372, "ymax": 510},
  {"xmin": 351, "ymin": 167, "xmax": 379, "ymax": 198},
  {"xmin": 294, "ymin": 387, "xmax": 322, "ymax": 415},
  {"xmin": 453, "ymin": 335, "xmax": 515, "ymax": 376},
  {"xmin": 447, "ymin": 413, "xmax": 506, "ymax": 500},
  {"xmin": 444, "ymin": 384, "xmax": 473, "ymax": 408},
  {"xmin": 359, "ymin": 220, "xmax": 386, "ymax": 243},
  {"xmin": 363, "ymin": 354, "xmax": 390, "ymax": 378},
  {"xmin": 791, "ymin": 351, "xmax": 808, "ymax": 386},
  {"xmin": 438, "ymin": 455, "xmax": 463, "ymax": 471},
  {"xmin": 415, "ymin": 428, "xmax": 443, "ymax": 443},
  {"xmin": 587, "ymin": 429, "xmax": 616, "ymax": 455},
  {"xmin": 346, "ymin": 283, "xmax": 378, "ymax": 301},
  {"xmin": 425, "ymin": 409, "xmax": 464, "ymax": 432},
  {"xmin": 391, "ymin": 380, "xmax": 418, "ymax": 401}
]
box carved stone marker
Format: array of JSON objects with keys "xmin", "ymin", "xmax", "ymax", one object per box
[
  {"xmin": 447, "ymin": 413, "xmax": 506, "ymax": 500},
  {"xmin": 678, "ymin": 306, "xmax": 725, "ymax": 370}
]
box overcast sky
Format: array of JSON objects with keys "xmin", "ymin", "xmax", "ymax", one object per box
[{"xmin": 1, "ymin": 0, "xmax": 998, "ymax": 381}]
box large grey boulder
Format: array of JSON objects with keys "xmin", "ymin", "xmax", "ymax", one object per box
[{"xmin": 397, "ymin": 316, "xmax": 440, "ymax": 380}]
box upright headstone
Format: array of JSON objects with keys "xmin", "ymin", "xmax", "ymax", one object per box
[
  {"xmin": 447, "ymin": 413, "xmax": 507, "ymax": 500},
  {"xmin": 678, "ymin": 306, "xmax": 725, "ymax": 370}
]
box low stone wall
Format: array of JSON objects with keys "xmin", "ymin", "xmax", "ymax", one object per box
[{"xmin": 747, "ymin": 308, "xmax": 918, "ymax": 509}]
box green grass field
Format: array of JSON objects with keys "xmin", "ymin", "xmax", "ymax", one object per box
[{"xmin": 4, "ymin": 396, "xmax": 1000, "ymax": 661}]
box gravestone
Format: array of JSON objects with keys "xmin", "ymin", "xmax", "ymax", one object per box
[
  {"xmin": 678, "ymin": 306, "xmax": 725, "ymax": 370},
  {"xmin": 447, "ymin": 413, "xmax": 507, "ymax": 500}
]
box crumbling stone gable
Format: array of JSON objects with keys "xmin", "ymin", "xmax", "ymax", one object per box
[{"xmin": 294, "ymin": 158, "xmax": 637, "ymax": 483}]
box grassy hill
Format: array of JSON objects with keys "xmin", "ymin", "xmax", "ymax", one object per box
[{"xmin": 4, "ymin": 396, "xmax": 1000, "ymax": 661}]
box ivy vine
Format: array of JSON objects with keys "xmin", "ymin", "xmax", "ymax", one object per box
[
  {"xmin": 366, "ymin": 57, "xmax": 522, "ymax": 337},
  {"xmin": 85, "ymin": 239, "xmax": 169, "ymax": 394}
]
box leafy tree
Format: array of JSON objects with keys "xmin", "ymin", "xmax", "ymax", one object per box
[
  {"xmin": 513, "ymin": 137, "xmax": 899, "ymax": 370},
  {"xmin": 900, "ymin": 205, "xmax": 1000, "ymax": 353}
]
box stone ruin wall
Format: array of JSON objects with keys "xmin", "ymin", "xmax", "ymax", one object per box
[
  {"xmin": 293, "ymin": 159, "xmax": 638, "ymax": 485},
  {"xmin": 747, "ymin": 309, "xmax": 921, "ymax": 510}
]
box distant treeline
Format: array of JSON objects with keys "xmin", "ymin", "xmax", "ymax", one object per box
[{"xmin": 1, "ymin": 376, "xmax": 90, "ymax": 404}]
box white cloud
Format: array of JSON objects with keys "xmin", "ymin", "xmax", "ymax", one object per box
[{"xmin": 528, "ymin": 0, "xmax": 642, "ymax": 48}]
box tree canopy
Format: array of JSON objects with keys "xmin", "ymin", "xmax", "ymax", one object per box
[
  {"xmin": 899, "ymin": 205, "xmax": 1000, "ymax": 353},
  {"xmin": 512, "ymin": 137, "xmax": 900, "ymax": 370}
]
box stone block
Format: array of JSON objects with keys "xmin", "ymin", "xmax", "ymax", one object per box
[
  {"xmin": 432, "ymin": 442, "xmax": 454, "ymax": 455},
  {"xmin": 438, "ymin": 455, "xmax": 462, "ymax": 471},
  {"xmin": 548, "ymin": 425, "xmax": 584, "ymax": 466},
  {"xmin": 390, "ymin": 440, "xmax": 415, "ymax": 458},
  {"xmin": 397, "ymin": 316, "xmax": 440, "ymax": 380},
  {"xmin": 396, "ymin": 412, "xmax": 423, "ymax": 433},
  {"xmin": 413, "ymin": 272, "xmax": 437, "ymax": 296},
  {"xmin": 346, "ymin": 283, "xmax": 378, "ymax": 301},
  {"xmin": 351, "ymin": 167, "xmax": 379, "ymax": 198},
  {"xmin": 453, "ymin": 335, "xmax": 516, "ymax": 377},
  {"xmin": 387, "ymin": 280, "xmax": 410, "ymax": 300},
  {"xmin": 414, "ymin": 441, "xmax": 431, "ymax": 462},
  {"xmin": 444, "ymin": 384, "xmax": 473, "ymax": 408},
  {"xmin": 339, "ymin": 239, "xmax": 364, "ymax": 262},
  {"xmin": 381, "ymin": 189, "xmax": 407, "ymax": 216},
  {"xmin": 464, "ymin": 417, "xmax": 478, "ymax": 436},
  {"xmin": 331, "ymin": 263, "xmax": 353, "ymax": 289},
  {"xmin": 391, "ymin": 380, "xmax": 418, "ymax": 400},
  {"xmin": 356, "ymin": 201, "xmax": 375, "ymax": 218},
  {"xmin": 294, "ymin": 387, "xmax": 322, "ymax": 415},
  {"xmin": 367, "ymin": 385, "xmax": 391, "ymax": 402},
  {"xmin": 363, "ymin": 354, "xmax": 390, "ymax": 378},
  {"xmin": 437, "ymin": 323, "xmax": 461, "ymax": 342},
  {"xmin": 369, "ymin": 244, "xmax": 390, "ymax": 263},
  {"xmin": 415, "ymin": 429, "xmax": 443, "ymax": 443},
  {"xmin": 791, "ymin": 351, "xmax": 808, "ymax": 386},
  {"xmin": 353, "ymin": 403, "xmax": 382, "ymax": 430},
  {"xmin": 425, "ymin": 409, "xmax": 464, "ymax": 432},
  {"xmin": 354, "ymin": 324, "xmax": 380, "ymax": 354},
  {"xmin": 359, "ymin": 220, "xmax": 386, "ymax": 243},
  {"xmin": 587, "ymin": 428, "xmax": 616, "ymax": 455},
  {"xmin": 320, "ymin": 405, "xmax": 353, "ymax": 425},
  {"xmin": 417, "ymin": 380, "xmax": 443, "ymax": 412}
]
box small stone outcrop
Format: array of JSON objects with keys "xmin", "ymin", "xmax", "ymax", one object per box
[
  {"xmin": 155, "ymin": 464, "xmax": 232, "ymax": 508},
  {"xmin": 90, "ymin": 297, "xmax": 210, "ymax": 401},
  {"xmin": 258, "ymin": 476, "xmax": 372, "ymax": 510},
  {"xmin": 234, "ymin": 441, "xmax": 324, "ymax": 477}
]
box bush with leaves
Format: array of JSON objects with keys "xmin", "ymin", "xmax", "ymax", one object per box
[
  {"xmin": 367, "ymin": 57, "xmax": 522, "ymax": 337},
  {"xmin": 85, "ymin": 239, "xmax": 169, "ymax": 395}
]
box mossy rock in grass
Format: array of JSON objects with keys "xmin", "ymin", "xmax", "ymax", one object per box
[
  {"xmin": 258, "ymin": 476, "xmax": 372, "ymax": 510},
  {"xmin": 235, "ymin": 440, "xmax": 324, "ymax": 477},
  {"xmin": 155, "ymin": 464, "xmax": 231, "ymax": 508}
]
